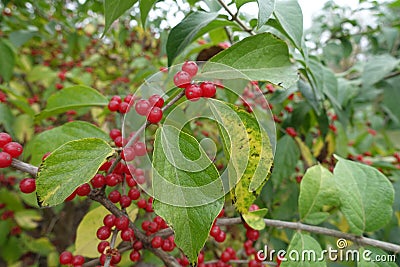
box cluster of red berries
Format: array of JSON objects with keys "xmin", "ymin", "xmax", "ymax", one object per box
[
  {"xmin": 173, "ymin": 61, "xmax": 217, "ymax": 101},
  {"xmin": 0, "ymin": 132, "xmax": 23, "ymax": 168},
  {"xmin": 0, "ymin": 174, "xmax": 16, "ymax": 187},
  {"xmin": 285, "ymin": 127, "xmax": 297, "ymax": 137},
  {"xmin": 109, "ymin": 128, "xmax": 148, "ymax": 161},
  {"xmin": 59, "ymin": 251, "xmax": 85, "ymax": 266},
  {"xmin": 241, "ymin": 81, "xmax": 273, "ymax": 113},
  {"xmin": 108, "ymin": 93, "xmax": 165, "ymax": 124}
]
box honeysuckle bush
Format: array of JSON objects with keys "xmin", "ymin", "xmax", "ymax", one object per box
[{"xmin": 0, "ymin": 0, "xmax": 399, "ymax": 266}]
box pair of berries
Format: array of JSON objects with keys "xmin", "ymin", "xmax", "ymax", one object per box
[
  {"xmin": 0, "ymin": 133, "xmax": 23, "ymax": 168},
  {"xmin": 173, "ymin": 61, "xmax": 217, "ymax": 101}
]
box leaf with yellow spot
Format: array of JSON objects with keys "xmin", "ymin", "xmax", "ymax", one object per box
[{"xmin": 208, "ymin": 99, "xmax": 273, "ymax": 214}]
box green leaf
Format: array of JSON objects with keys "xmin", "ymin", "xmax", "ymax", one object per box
[
  {"xmin": 257, "ymin": 0, "xmax": 275, "ymax": 28},
  {"xmin": 21, "ymin": 235, "xmax": 55, "ymax": 256},
  {"xmin": 35, "ymin": 86, "xmax": 108, "ymax": 121},
  {"xmin": 273, "ymin": 0, "xmax": 303, "ymax": 50},
  {"xmin": 208, "ymin": 99, "xmax": 273, "ymax": 214},
  {"xmin": 14, "ymin": 210, "xmax": 42, "ymax": 230},
  {"xmin": 103, "ymin": 0, "xmax": 138, "ymax": 34},
  {"xmin": 362, "ymin": 54, "xmax": 399, "ymax": 87},
  {"xmin": 204, "ymin": 33, "xmax": 298, "ymax": 88},
  {"xmin": 9, "ymin": 30, "xmax": 37, "ymax": 48},
  {"xmin": 0, "ymin": 236, "xmax": 24, "ymax": 264},
  {"xmin": 167, "ymin": 11, "xmax": 218, "ymax": 66},
  {"xmin": 333, "ymin": 156, "xmax": 394, "ymax": 235},
  {"xmin": 242, "ymin": 208, "xmax": 268, "ymax": 230},
  {"xmin": 236, "ymin": 0, "xmax": 254, "ymax": 9},
  {"xmin": 74, "ymin": 205, "xmax": 138, "ymax": 257},
  {"xmin": 36, "ymin": 138, "xmax": 114, "ymax": 207},
  {"xmin": 24, "ymin": 121, "xmax": 110, "ymax": 166},
  {"xmin": 0, "ymin": 40, "xmax": 16, "ymax": 82},
  {"xmin": 298, "ymin": 165, "xmax": 339, "ymax": 225},
  {"xmin": 0, "ymin": 103, "xmax": 15, "ymax": 136},
  {"xmin": 152, "ymin": 125, "xmax": 224, "ymax": 263},
  {"xmin": 280, "ymin": 233, "xmax": 326, "ymax": 266},
  {"xmin": 139, "ymin": 0, "xmax": 157, "ymax": 27},
  {"xmin": 271, "ymin": 135, "xmax": 299, "ymax": 186}
]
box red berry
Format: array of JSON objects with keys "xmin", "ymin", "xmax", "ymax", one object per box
[
  {"xmin": 129, "ymin": 250, "xmax": 141, "ymax": 262},
  {"xmin": 108, "ymin": 100, "xmax": 120, "ymax": 112},
  {"xmin": 103, "ymin": 214, "xmax": 116, "ymax": 228},
  {"xmin": 173, "ymin": 71, "xmax": 192, "ymax": 88},
  {"xmin": 96, "ymin": 226, "xmax": 111, "ymax": 240},
  {"xmin": 151, "ymin": 236, "xmax": 163, "ymax": 248},
  {"xmin": 135, "ymin": 175, "xmax": 146, "ymax": 184},
  {"xmin": 72, "ymin": 255, "xmax": 85, "ymax": 266},
  {"xmin": 220, "ymin": 251, "xmax": 231, "ymax": 263},
  {"xmin": 210, "ymin": 225, "xmax": 221, "ymax": 238},
  {"xmin": 115, "ymin": 216, "xmax": 129, "ymax": 230},
  {"xmin": 0, "ymin": 133, "xmax": 12, "ymax": 148},
  {"xmin": 214, "ymin": 231, "xmax": 226, "ymax": 242},
  {"xmin": 111, "ymin": 252, "xmax": 122, "ymax": 264},
  {"xmin": 0, "ymin": 152, "xmax": 12, "ymax": 168},
  {"xmin": 111, "ymin": 95, "xmax": 122, "ymax": 103},
  {"xmin": 3, "ymin": 142, "xmax": 23, "ymax": 158},
  {"xmin": 121, "ymin": 147, "xmax": 136, "ymax": 161},
  {"xmin": 19, "ymin": 178, "xmax": 36, "ymax": 193},
  {"xmin": 161, "ymin": 239, "xmax": 174, "ymax": 252},
  {"xmin": 109, "ymin": 129, "xmax": 121, "ymax": 140},
  {"xmin": 248, "ymin": 259, "xmax": 262, "ymax": 267},
  {"xmin": 182, "ymin": 61, "xmax": 198, "ymax": 77},
  {"xmin": 97, "ymin": 241, "xmax": 110, "ymax": 254},
  {"xmin": 137, "ymin": 199, "xmax": 147, "ymax": 209},
  {"xmin": 76, "ymin": 183, "xmax": 91, "ymax": 196},
  {"xmin": 285, "ymin": 127, "xmax": 297, "ymax": 137},
  {"xmin": 133, "ymin": 142, "xmax": 147, "ymax": 156},
  {"xmin": 59, "ymin": 251, "xmax": 73, "ymax": 265},
  {"xmin": 249, "ymin": 204, "xmax": 259, "ymax": 212},
  {"xmin": 124, "ymin": 94, "xmax": 134, "ymax": 104},
  {"xmin": 55, "ymin": 83, "xmax": 64, "ymax": 90},
  {"xmin": 185, "ymin": 84, "xmax": 202, "ymax": 101},
  {"xmin": 108, "ymin": 190, "xmax": 121, "ymax": 203},
  {"xmin": 91, "ymin": 174, "xmax": 106, "ymax": 188},
  {"xmin": 58, "ymin": 72, "xmax": 66, "ymax": 81},
  {"xmin": 106, "ymin": 174, "xmax": 120, "ymax": 187},
  {"xmin": 65, "ymin": 191, "xmax": 77, "ymax": 202},
  {"xmin": 147, "ymin": 107, "xmax": 163, "ymax": 124},
  {"xmin": 114, "ymin": 136, "xmax": 124, "ymax": 147},
  {"xmin": 121, "ymin": 228, "xmax": 135, "ymax": 241},
  {"xmin": 200, "ymin": 82, "xmax": 216, "ymax": 98},
  {"xmin": 120, "ymin": 195, "xmax": 132, "ymax": 208},
  {"xmin": 149, "ymin": 94, "xmax": 164, "ymax": 108},
  {"xmin": 128, "ymin": 188, "xmax": 141, "ymax": 200},
  {"xmin": 246, "ymin": 229, "xmax": 260, "ymax": 241},
  {"xmin": 133, "ymin": 240, "xmax": 143, "ymax": 250},
  {"xmin": 119, "ymin": 102, "xmax": 130, "ymax": 113},
  {"xmin": 135, "ymin": 99, "xmax": 151, "ymax": 116}
]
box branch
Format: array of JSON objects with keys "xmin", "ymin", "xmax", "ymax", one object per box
[
  {"xmin": 216, "ymin": 0, "xmax": 255, "ymax": 35},
  {"xmin": 217, "ymin": 218, "xmax": 400, "ymax": 254},
  {"xmin": 11, "ymin": 159, "xmax": 38, "ymax": 176},
  {"xmin": 384, "ymin": 70, "xmax": 400, "ymax": 80}
]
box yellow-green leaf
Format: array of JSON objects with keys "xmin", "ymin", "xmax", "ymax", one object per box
[{"xmin": 242, "ymin": 208, "xmax": 268, "ymax": 230}]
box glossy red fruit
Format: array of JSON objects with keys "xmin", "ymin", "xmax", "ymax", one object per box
[
  {"xmin": 96, "ymin": 226, "xmax": 111, "ymax": 240},
  {"xmin": 214, "ymin": 231, "xmax": 226, "ymax": 242},
  {"xmin": 121, "ymin": 228, "xmax": 135, "ymax": 241},
  {"xmin": 76, "ymin": 183, "xmax": 91, "ymax": 196},
  {"xmin": 182, "ymin": 61, "xmax": 198, "ymax": 77},
  {"xmin": 147, "ymin": 107, "xmax": 163, "ymax": 124},
  {"xmin": 108, "ymin": 100, "xmax": 120, "ymax": 112},
  {"xmin": 133, "ymin": 142, "xmax": 147, "ymax": 156},
  {"xmin": 19, "ymin": 178, "xmax": 36, "ymax": 193},
  {"xmin": 3, "ymin": 142, "xmax": 23, "ymax": 158},
  {"xmin": 108, "ymin": 190, "xmax": 121, "ymax": 203},
  {"xmin": 220, "ymin": 251, "xmax": 231, "ymax": 263},
  {"xmin": 0, "ymin": 133, "xmax": 12, "ymax": 148},
  {"xmin": 59, "ymin": 251, "xmax": 73, "ymax": 265},
  {"xmin": 173, "ymin": 71, "xmax": 192, "ymax": 88},
  {"xmin": 91, "ymin": 174, "xmax": 106, "ymax": 188},
  {"xmin": 285, "ymin": 127, "xmax": 297, "ymax": 137},
  {"xmin": 103, "ymin": 214, "xmax": 116, "ymax": 228},
  {"xmin": 151, "ymin": 236, "xmax": 163, "ymax": 248},
  {"xmin": 115, "ymin": 216, "xmax": 129, "ymax": 231},
  {"xmin": 0, "ymin": 152, "xmax": 12, "ymax": 168},
  {"xmin": 120, "ymin": 195, "xmax": 132, "ymax": 208},
  {"xmin": 121, "ymin": 147, "xmax": 136, "ymax": 161},
  {"xmin": 149, "ymin": 94, "xmax": 164, "ymax": 108},
  {"xmin": 200, "ymin": 82, "xmax": 216, "ymax": 98},
  {"xmin": 119, "ymin": 102, "xmax": 130, "ymax": 113},
  {"xmin": 97, "ymin": 241, "xmax": 110, "ymax": 254},
  {"xmin": 72, "ymin": 255, "xmax": 85, "ymax": 266},
  {"xmin": 246, "ymin": 229, "xmax": 260, "ymax": 241},
  {"xmin": 185, "ymin": 84, "xmax": 202, "ymax": 101},
  {"xmin": 137, "ymin": 199, "xmax": 147, "ymax": 209},
  {"xmin": 128, "ymin": 188, "xmax": 140, "ymax": 200},
  {"xmin": 135, "ymin": 99, "xmax": 151, "ymax": 116},
  {"xmin": 129, "ymin": 250, "xmax": 141, "ymax": 262}
]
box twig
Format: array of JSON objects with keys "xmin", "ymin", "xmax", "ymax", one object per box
[
  {"xmin": 216, "ymin": 0, "xmax": 255, "ymax": 35},
  {"xmin": 11, "ymin": 159, "xmax": 39, "ymax": 176},
  {"xmin": 217, "ymin": 218, "xmax": 400, "ymax": 253}
]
